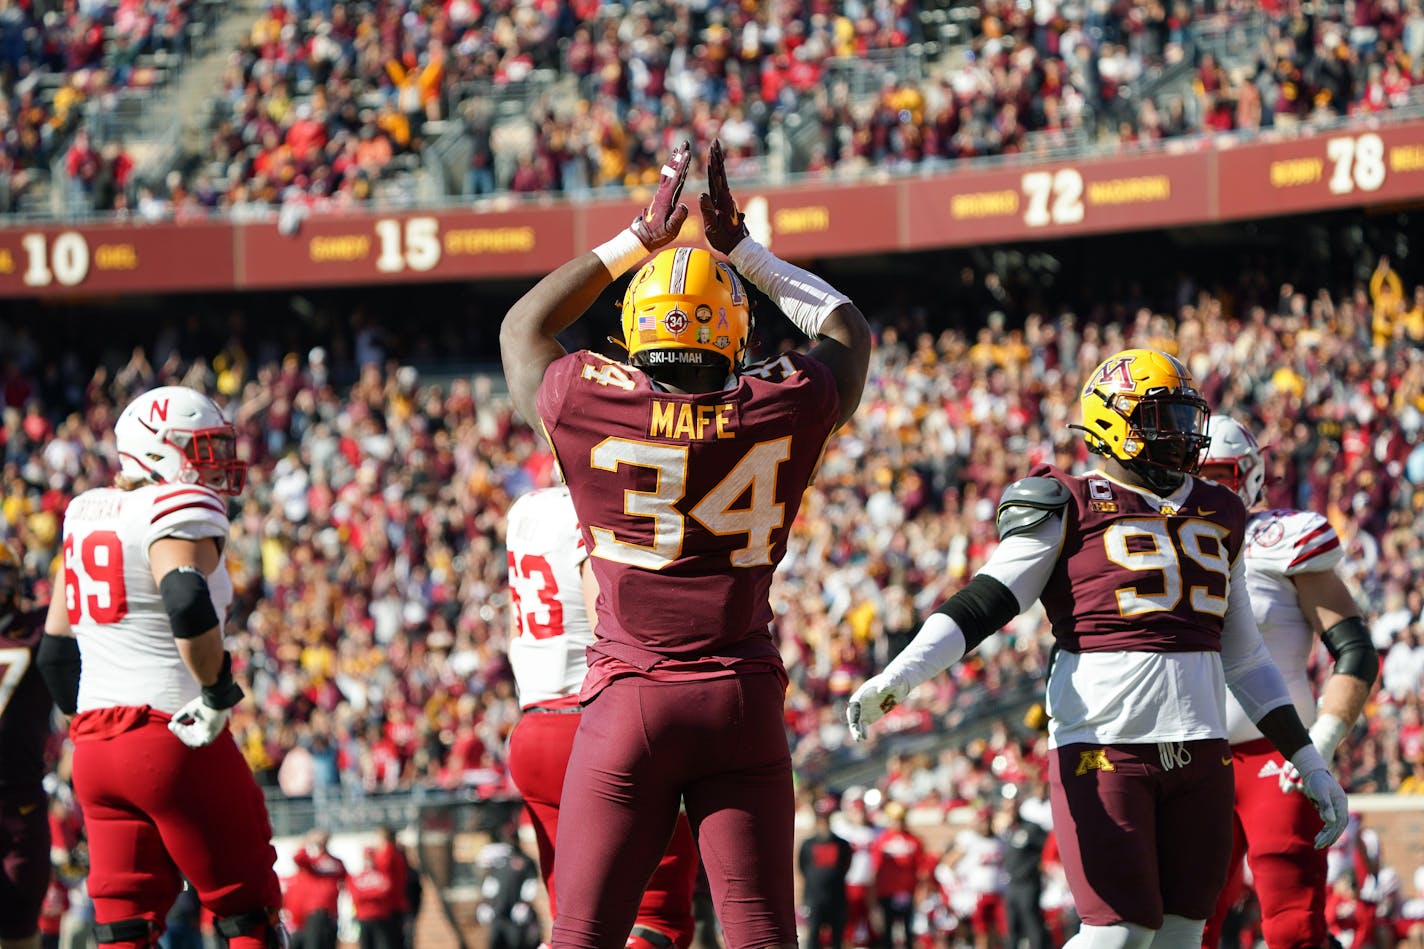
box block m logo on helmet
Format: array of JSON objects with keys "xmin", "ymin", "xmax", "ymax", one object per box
[{"xmin": 1090, "ymin": 356, "xmax": 1136, "ymax": 394}]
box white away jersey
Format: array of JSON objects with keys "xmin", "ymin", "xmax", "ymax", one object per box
[
  {"xmin": 1225, "ymin": 509, "xmax": 1344, "ymax": 743},
  {"xmin": 952, "ymin": 829, "xmax": 1008, "ymax": 895},
  {"xmin": 506, "ymin": 487, "xmax": 594, "ymax": 708},
  {"xmin": 63, "ymin": 483, "xmax": 234, "ymax": 714}
]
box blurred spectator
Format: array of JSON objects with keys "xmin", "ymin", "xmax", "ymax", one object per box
[
  {"xmin": 871, "ymin": 800, "xmax": 927, "ymax": 949},
  {"xmin": 800, "ymin": 798, "xmax": 854, "ymax": 949},
  {"xmin": 288, "ymin": 829, "xmax": 347, "ymax": 949}
]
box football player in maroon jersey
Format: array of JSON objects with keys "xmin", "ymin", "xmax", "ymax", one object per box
[
  {"xmin": 848, "ymin": 350, "xmax": 1348, "ymax": 949},
  {"xmin": 0, "ymin": 544, "xmax": 56, "ymax": 949},
  {"xmin": 499, "ymin": 140, "xmax": 871, "ymax": 949}
]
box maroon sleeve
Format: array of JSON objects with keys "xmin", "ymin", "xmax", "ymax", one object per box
[{"xmin": 534, "ymin": 352, "xmax": 582, "ymax": 440}]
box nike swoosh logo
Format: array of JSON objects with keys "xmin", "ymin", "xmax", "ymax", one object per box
[
  {"xmin": 1199, "ymin": 509, "xmax": 1217, "ymax": 516},
  {"xmin": 1221, "ymin": 757, "xmax": 1233, "ymax": 766},
  {"xmin": 18, "ymin": 803, "xmax": 37, "ymax": 815}
]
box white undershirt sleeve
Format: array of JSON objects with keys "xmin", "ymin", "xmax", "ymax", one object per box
[
  {"xmin": 878, "ymin": 515, "xmax": 1063, "ymax": 691},
  {"xmin": 1220, "ymin": 555, "xmax": 1295, "ymax": 723},
  {"xmin": 978, "ymin": 514, "xmax": 1066, "ymax": 611}
]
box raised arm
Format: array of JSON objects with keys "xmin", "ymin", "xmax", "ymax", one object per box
[
  {"xmin": 500, "ymin": 142, "xmax": 693, "ymax": 427},
  {"xmin": 700, "ymin": 140, "xmax": 870, "ymax": 427}
]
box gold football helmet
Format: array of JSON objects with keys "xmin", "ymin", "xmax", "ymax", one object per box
[
  {"xmin": 1077, "ymin": 348, "xmax": 1210, "ymax": 490},
  {"xmin": 620, "ymin": 246, "xmax": 751, "ymax": 372}
]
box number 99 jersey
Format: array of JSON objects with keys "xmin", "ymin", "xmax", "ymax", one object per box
[
  {"xmin": 506, "ymin": 486, "xmax": 594, "ymax": 708},
  {"xmin": 61, "ymin": 483, "xmax": 233, "ymax": 715}
]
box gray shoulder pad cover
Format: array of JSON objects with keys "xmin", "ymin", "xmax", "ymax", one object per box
[{"xmin": 995, "ymin": 477, "xmax": 1071, "ymax": 540}]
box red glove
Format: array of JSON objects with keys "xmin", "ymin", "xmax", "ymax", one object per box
[
  {"xmin": 630, "ymin": 140, "xmax": 691, "ymax": 251},
  {"xmin": 699, "ymin": 139, "xmax": 749, "ymax": 255}
]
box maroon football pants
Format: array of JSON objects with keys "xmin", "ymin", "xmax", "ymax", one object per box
[
  {"xmin": 71, "ymin": 707, "xmax": 282, "ymax": 949},
  {"xmin": 1049, "ymin": 739, "xmax": 1234, "ymax": 930},
  {"xmin": 0, "ymin": 785, "xmax": 50, "ymax": 940},
  {"xmin": 1202, "ymin": 738, "xmax": 1327, "ymax": 949},
  {"xmin": 550, "ymin": 672, "xmax": 796, "ymax": 949},
  {"xmin": 508, "ymin": 706, "xmax": 698, "ymax": 947}
]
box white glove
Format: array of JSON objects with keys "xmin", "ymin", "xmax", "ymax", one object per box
[
  {"xmin": 1290, "ymin": 745, "xmax": 1349, "ymax": 849},
  {"xmin": 169, "ymin": 697, "xmax": 232, "ymax": 748},
  {"xmin": 847, "ymin": 673, "xmax": 908, "ymax": 743}
]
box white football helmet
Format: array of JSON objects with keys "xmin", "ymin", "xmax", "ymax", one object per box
[
  {"xmin": 114, "ymin": 386, "xmax": 247, "ymax": 495},
  {"xmin": 1200, "ymin": 415, "xmax": 1264, "ymax": 507}
]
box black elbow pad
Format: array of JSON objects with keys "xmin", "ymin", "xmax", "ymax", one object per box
[
  {"xmin": 1320, "ymin": 616, "xmax": 1377, "ymax": 685},
  {"xmin": 159, "ymin": 567, "xmax": 221, "ymax": 639},
  {"xmin": 933, "ymin": 574, "xmax": 1022, "ymax": 654},
  {"xmin": 37, "ymin": 633, "xmax": 81, "ymax": 715}
]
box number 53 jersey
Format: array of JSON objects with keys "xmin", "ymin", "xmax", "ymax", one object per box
[
  {"xmin": 536, "ymin": 350, "xmax": 840, "ymax": 696},
  {"xmin": 60, "ymin": 483, "xmax": 234, "ymax": 715}
]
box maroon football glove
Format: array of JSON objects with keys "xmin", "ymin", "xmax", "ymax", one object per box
[
  {"xmin": 699, "ymin": 139, "xmax": 750, "ymax": 256},
  {"xmin": 630, "ymin": 141, "xmax": 691, "ymax": 252}
]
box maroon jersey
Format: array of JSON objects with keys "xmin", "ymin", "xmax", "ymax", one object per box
[
  {"xmin": 0, "ymin": 608, "xmax": 53, "ymax": 793},
  {"xmin": 537, "ymin": 350, "xmax": 840, "ymax": 691},
  {"xmin": 1033, "ymin": 466, "xmax": 1248, "ymax": 653}
]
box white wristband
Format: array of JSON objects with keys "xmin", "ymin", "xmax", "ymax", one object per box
[
  {"xmin": 592, "ymin": 228, "xmax": 648, "ymax": 279},
  {"xmin": 1290, "ymin": 743, "xmax": 1330, "ymax": 778},
  {"xmin": 882, "ymin": 612, "xmax": 967, "ymax": 694},
  {"xmin": 1309, "ymin": 713, "xmax": 1349, "ymax": 761},
  {"xmin": 727, "ymin": 238, "xmax": 851, "ymax": 338}
]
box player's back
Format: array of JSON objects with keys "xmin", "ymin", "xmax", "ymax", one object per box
[
  {"xmin": 0, "ymin": 608, "xmax": 54, "ymax": 793},
  {"xmin": 1224, "ymin": 507, "xmax": 1343, "ymax": 743},
  {"xmin": 537, "ymin": 350, "xmax": 840, "ymax": 666},
  {"xmin": 62, "ymin": 483, "xmax": 233, "ymax": 715},
  {"xmin": 506, "ymin": 485, "xmax": 594, "ymax": 708}
]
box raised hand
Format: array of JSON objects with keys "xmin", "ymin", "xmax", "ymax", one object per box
[
  {"xmin": 699, "ymin": 139, "xmax": 750, "ymax": 256},
  {"xmin": 630, "ymin": 141, "xmax": 692, "ymax": 252},
  {"xmin": 846, "ymin": 673, "xmax": 908, "ymax": 743}
]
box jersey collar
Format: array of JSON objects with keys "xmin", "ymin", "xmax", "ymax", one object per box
[{"xmin": 1095, "ymin": 469, "xmax": 1195, "ymax": 513}]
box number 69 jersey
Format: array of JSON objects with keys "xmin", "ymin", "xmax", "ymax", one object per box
[
  {"xmin": 536, "ymin": 350, "xmax": 840, "ymax": 695},
  {"xmin": 505, "ymin": 486, "xmax": 594, "ymax": 708},
  {"xmin": 61, "ymin": 483, "xmax": 234, "ymax": 715}
]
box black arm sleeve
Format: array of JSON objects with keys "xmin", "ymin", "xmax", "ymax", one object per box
[
  {"xmin": 933, "ymin": 574, "xmax": 1022, "ymax": 654},
  {"xmin": 1320, "ymin": 616, "xmax": 1377, "ymax": 685},
  {"xmin": 158, "ymin": 567, "xmax": 221, "ymax": 639},
  {"xmin": 36, "ymin": 633, "xmax": 81, "ymax": 715}
]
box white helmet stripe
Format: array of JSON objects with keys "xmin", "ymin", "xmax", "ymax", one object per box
[{"xmin": 669, "ymin": 246, "xmax": 692, "ymax": 295}]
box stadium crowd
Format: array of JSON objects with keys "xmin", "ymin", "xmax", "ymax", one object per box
[
  {"xmin": 38, "ymin": 0, "xmax": 1424, "ymax": 219},
  {"xmin": 0, "ymin": 253, "xmax": 1418, "ymax": 807}
]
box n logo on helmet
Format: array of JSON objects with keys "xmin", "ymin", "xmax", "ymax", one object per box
[{"xmin": 149, "ymin": 400, "xmax": 169, "ymax": 424}]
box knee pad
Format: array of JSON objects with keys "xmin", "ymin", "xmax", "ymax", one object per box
[
  {"xmin": 1068, "ymin": 922, "xmax": 1156, "ymax": 949},
  {"xmin": 627, "ymin": 925, "xmax": 676, "ymax": 949},
  {"xmin": 93, "ymin": 918, "xmax": 161, "ymax": 949},
  {"xmin": 1149, "ymin": 916, "xmax": 1205, "ymax": 949},
  {"xmin": 214, "ymin": 908, "xmax": 288, "ymax": 949}
]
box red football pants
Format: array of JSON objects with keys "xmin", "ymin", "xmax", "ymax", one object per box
[
  {"xmin": 508, "ymin": 706, "xmax": 698, "ymax": 947},
  {"xmin": 71, "ymin": 707, "xmax": 282, "ymax": 949},
  {"xmin": 550, "ymin": 672, "xmax": 796, "ymax": 949},
  {"xmin": 1203, "ymin": 739, "xmax": 1327, "ymax": 949}
]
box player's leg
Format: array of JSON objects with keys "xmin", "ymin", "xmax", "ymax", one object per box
[
  {"xmin": 682, "ymin": 672, "xmax": 797, "ymax": 949},
  {"xmin": 631, "ymin": 814, "xmax": 698, "ymax": 949},
  {"xmin": 1, "ymin": 788, "xmax": 52, "ymax": 949},
  {"xmin": 1204, "ymin": 747, "xmax": 1257, "ymax": 949},
  {"xmin": 1152, "ymin": 740, "xmax": 1235, "ymax": 949},
  {"xmin": 1050, "ymin": 744, "xmax": 1165, "ymax": 937},
  {"xmin": 136, "ymin": 724, "xmax": 283, "ymax": 949},
  {"xmin": 507, "ymin": 710, "xmax": 581, "ymax": 916},
  {"xmin": 71, "ymin": 736, "xmax": 182, "ymax": 949},
  {"xmin": 550, "ymin": 678, "xmax": 683, "ymax": 949},
  {"xmin": 1230, "ymin": 745, "xmax": 1327, "ymax": 949}
]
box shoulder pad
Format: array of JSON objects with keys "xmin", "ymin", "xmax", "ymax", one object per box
[{"xmin": 995, "ymin": 477, "xmax": 1071, "ymax": 540}]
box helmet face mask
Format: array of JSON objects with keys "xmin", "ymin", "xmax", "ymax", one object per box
[
  {"xmin": 620, "ymin": 246, "xmax": 752, "ymax": 378},
  {"xmin": 115, "ymin": 387, "xmax": 248, "ymax": 496}
]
